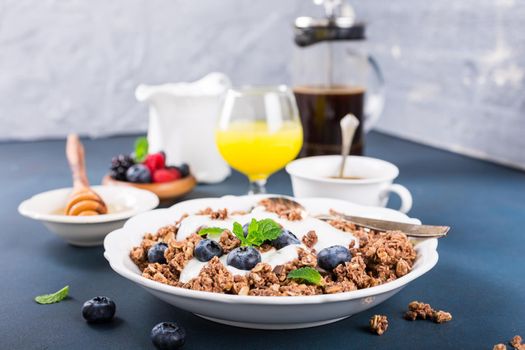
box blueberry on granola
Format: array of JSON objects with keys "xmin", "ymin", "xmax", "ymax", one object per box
[
  {"xmin": 271, "ymin": 229, "xmax": 300, "ymax": 249},
  {"xmin": 317, "ymin": 245, "xmax": 352, "ymax": 271},
  {"xmin": 81, "ymin": 296, "xmax": 116, "ymax": 323},
  {"xmin": 194, "ymin": 239, "xmax": 223, "ymax": 262},
  {"xmin": 148, "ymin": 242, "xmax": 168, "ymax": 264},
  {"xmin": 151, "ymin": 322, "xmax": 186, "ymax": 350},
  {"xmin": 227, "ymin": 246, "xmax": 261, "ymax": 270}
]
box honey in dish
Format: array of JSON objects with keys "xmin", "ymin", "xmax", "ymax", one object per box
[{"xmin": 51, "ymin": 203, "xmax": 128, "ymax": 215}]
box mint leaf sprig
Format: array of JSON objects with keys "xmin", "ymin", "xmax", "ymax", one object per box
[
  {"xmin": 35, "ymin": 285, "xmax": 69, "ymax": 304},
  {"xmin": 232, "ymin": 218, "xmax": 282, "ymax": 247},
  {"xmin": 133, "ymin": 136, "xmax": 149, "ymax": 163},
  {"xmin": 287, "ymin": 267, "xmax": 324, "ymax": 286},
  {"xmin": 198, "ymin": 227, "xmax": 226, "ymax": 236}
]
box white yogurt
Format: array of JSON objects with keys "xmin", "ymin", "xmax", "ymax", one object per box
[
  {"xmin": 179, "ymin": 245, "xmax": 300, "ymax": 283},
  {"xmin": 177, "ymin": 207, "xmax": 357, "ymax": 282}
]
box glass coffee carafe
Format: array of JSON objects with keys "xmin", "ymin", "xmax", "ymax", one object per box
[{"xmin": 292, "ymin": 0, "xmax": 384, "ymax": 156}]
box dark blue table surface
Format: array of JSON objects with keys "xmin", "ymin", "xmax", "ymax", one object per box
[{"xmin": 1, "ymin": 132, "xmax": 524, "ymax": 350}]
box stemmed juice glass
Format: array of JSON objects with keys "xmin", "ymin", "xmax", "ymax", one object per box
[{"xmin": 216, "ymin": 86, "xmax": 303, "ymax": 194}]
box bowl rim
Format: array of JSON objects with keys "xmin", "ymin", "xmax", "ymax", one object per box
[
  {"xmin": 285, "ymin": 155, "xmax": 400, "ymax": 184},
  {"xmin": 104, "ymin": 195, "xmax": 439, "ymax": 305},
  {"xmin": 18, "ymin": 185, "xmax": 159, "ymax": 224}
]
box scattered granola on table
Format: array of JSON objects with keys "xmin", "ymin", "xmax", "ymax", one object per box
[
  {"xmin": 510, "ymin": 335, "xmax": 524, "ymax": 350},
  {"xmin": 369, "ymin": 315, "xmax": 389, "ymax": 335},
  {"xmin": 129, "ymin": 199, "xmax": 418, "ymax": 296},
  {"xmin": 404, "ymin": 301, "xmax": 452, "ymax": 323},
  {"xmin": 493, "ymin": 335, "xmax": 525, "ymax": 350}
]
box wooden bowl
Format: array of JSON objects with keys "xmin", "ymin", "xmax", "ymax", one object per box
[{"xmin": 102, "ymin": 174, "xmax": 197, "ymax": 202}]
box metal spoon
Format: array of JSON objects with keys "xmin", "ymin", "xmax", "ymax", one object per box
[
  {"xmin": 338, "ymin": 114, "xmax": 360, "ymax": 178},
  {"xmin": 263, "ymin": 197, "xmax": 449, "ymax": 239}
]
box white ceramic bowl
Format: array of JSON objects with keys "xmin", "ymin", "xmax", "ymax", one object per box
[
  {"xmin": 104, "ymin": 195, "xmax": 438, "ymax": 329},
  {"xmin": 19, "ymin": 186, "xmax": 159, "ymax": 246}
]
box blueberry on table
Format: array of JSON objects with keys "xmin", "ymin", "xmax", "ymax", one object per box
[
  {"xmin": 317, "ymin": 245, "xmax": 352, "ymax": 271},
  {"xmin": 271, "ymin": 230, "xmax": 300, "ymax": 249},
  {"xmin": 148, "ymin": 242, "xmax": 168, "ymax": 264},
  {"xmin": 126, "ymin": 164, "xmax": 152, "ymax": 183},
  {"xmin": 194, "ymin": 239, "xmax": 223, "ymax": 262},
  {"xmin": 151, "ymin": 322, "xmax": 186, "ymax": 350},
  {"xmin": 81, "ymin": 296, "xmax": 116, "ymax": 323},
  {"xmin": 227, "ymin": 246, "xmax": 261, "ymax": 270}
]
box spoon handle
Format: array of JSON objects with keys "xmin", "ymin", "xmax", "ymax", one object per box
[
  {"xmin": 339, "ymin": 114, "xmax": 359, "ymax": 178},
  {"xmin": 66, "ymin": 133, "xmax": 90, "ymax": 190}
]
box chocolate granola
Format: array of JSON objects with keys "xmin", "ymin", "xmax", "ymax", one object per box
[
  {"xmin": 130, "ymin": 203, "xmax": 418, "ymax": 296},
  {"xmin": 370, "ymin": 314, "xmax": 389, "ymax": 335},
  {"xmin": 510, "ymin": 335, "xmax": 524, "ymax": 350},
  {"xmin": 404, "ymin": 301, "xmax": 452, "ymax": 324},
  {"xmin": 493, "ymin": 335, "xmax": 525, "ymax": 350}
]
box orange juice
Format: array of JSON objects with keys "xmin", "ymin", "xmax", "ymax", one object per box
[{"xmin": 216, "ymin": 120, "xmax": 303, "ymax": 181}]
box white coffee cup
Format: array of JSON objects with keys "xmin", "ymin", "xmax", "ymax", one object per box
[{"xmin": 285, "ymin": 155, "xmax": 413, "ymax": 213}]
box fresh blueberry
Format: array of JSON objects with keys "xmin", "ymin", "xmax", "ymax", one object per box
[
  {"xmin": 227, "ymin": 246, "xmax": 261, "ymax": 270},
  {"xmin": 151, "ymin": 322, "xmax": 186, "ymax": 350},
  {"xmin": 271, "ymin": 230, "xmax": 300, "ymax": 249},
  {"xmin": 126, "ymin": 164, "xmax": 151, "ymax": 183},
  {"xmin": 178, "ymin": 163, "xmax": 190, "ymax": 177},
  {"xmin": 148, "ymin": 242, "xmax": 168, "ymax": 264},
  {"xmin": 81, "ymin": 296, "xmax": 116, "ymax": 323},
  {"xmin": 194, "ymin": 239, "xmax": 223, "ymax": 262},
  {"xmin": 317, "ymin": 245, "xmax": 352, "ymax": 271}
]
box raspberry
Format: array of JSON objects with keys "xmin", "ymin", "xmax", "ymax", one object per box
[
  {"xmin": 144, "ymin": 153, "xmax": 165, "ymax": 174},
  {"xmin": 153, "ymin": 168, "xmax": 181, "ymax": 183}
]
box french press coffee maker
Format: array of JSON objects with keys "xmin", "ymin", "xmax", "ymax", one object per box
[{"xmin": 292, "ymin": 0, "xmax": 385, "ymax": 156}]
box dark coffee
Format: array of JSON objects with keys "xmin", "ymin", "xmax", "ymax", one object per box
[
  {"xmin": 328, "ymin": 176, "xmax": 364, "ymax": 180},
  {"xmin": 294, "ymin": 85, "xmax": 365, "ymax": 156}
]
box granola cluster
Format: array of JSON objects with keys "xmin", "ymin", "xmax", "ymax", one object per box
[
  {"xmin": 404, "ymin": 301, "xmax": 452, "ymax": 324},
  {"xmin": 259, "ymin": 198, "xmax": 303, "ymax": 221},
  {"xmin": 494, "ymin": 335, "xmax": 525, "ymax": 350},
  {"xmin": 129, "ymin": 207, "xmax": 418, "ymax": 296},
  {"xmin": 511, "ymin": 336, "xmax": 525, "ymax": 350},
  {"xmin": 369, "ymin": 314, "xmax": 389, "ymax": 335},
  {"xmin": 197, "ymin": 207, "xmax": 229, "ymax": 220}
]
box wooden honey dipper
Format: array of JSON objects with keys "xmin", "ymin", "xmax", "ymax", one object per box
[{"xmin": 64, "ymin": 134, "xmax": 107, "ymax": 216}]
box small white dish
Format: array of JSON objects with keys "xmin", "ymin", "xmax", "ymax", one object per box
[
  {"xmin": 286, "ymin": 155, "xmax": 413, "ymax": 213},
  {"xmin": 104, "ymin": 195, "xmax": 438, "ymax": 329},
  {"xmin": 19, "ymin": 186, "xmax": 159, "ymax": 246}
]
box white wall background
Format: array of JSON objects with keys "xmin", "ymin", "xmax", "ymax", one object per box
[{"xmin": 0, "ymin": 0, "xmax": 524, "ymax": 168}]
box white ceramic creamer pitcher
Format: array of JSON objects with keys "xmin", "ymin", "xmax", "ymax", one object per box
[{"xmin": 135, "ymin": 73, "xmax": 231, "ymax": 183}]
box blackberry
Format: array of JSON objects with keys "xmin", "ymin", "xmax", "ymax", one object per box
[{"xmin": 110, "ymin": 154, "xmax": 135, "ymax": 181}]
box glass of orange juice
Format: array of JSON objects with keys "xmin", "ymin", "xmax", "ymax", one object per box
[{"xmin": 216, "ymin": 86, "xmax": 303, "ymax": 194}]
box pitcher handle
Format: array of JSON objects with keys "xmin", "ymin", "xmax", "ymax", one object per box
[{"xmin": 364, "ymin": 55, "xmax": 385, "ymax": 132}]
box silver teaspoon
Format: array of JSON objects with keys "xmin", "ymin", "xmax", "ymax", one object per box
[{"xmin": 338, "ymin": 113, "xmax": 360, "ymax": 178}]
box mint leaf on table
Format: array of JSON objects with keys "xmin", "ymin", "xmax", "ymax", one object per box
[
  {"xmin": 287, "ymin": 267, "xmax": 324, "ymax": 286},
  {"xmin": 35, "ymin": 285, "xmax": 69, "ymax": 304},
  {"xmin": 133, "ymin": 136, "xmax": 149, "ymax": 163},
  {"xmin": 198, "ymin": 227, "xmax": 226, "ymax": 236}
]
